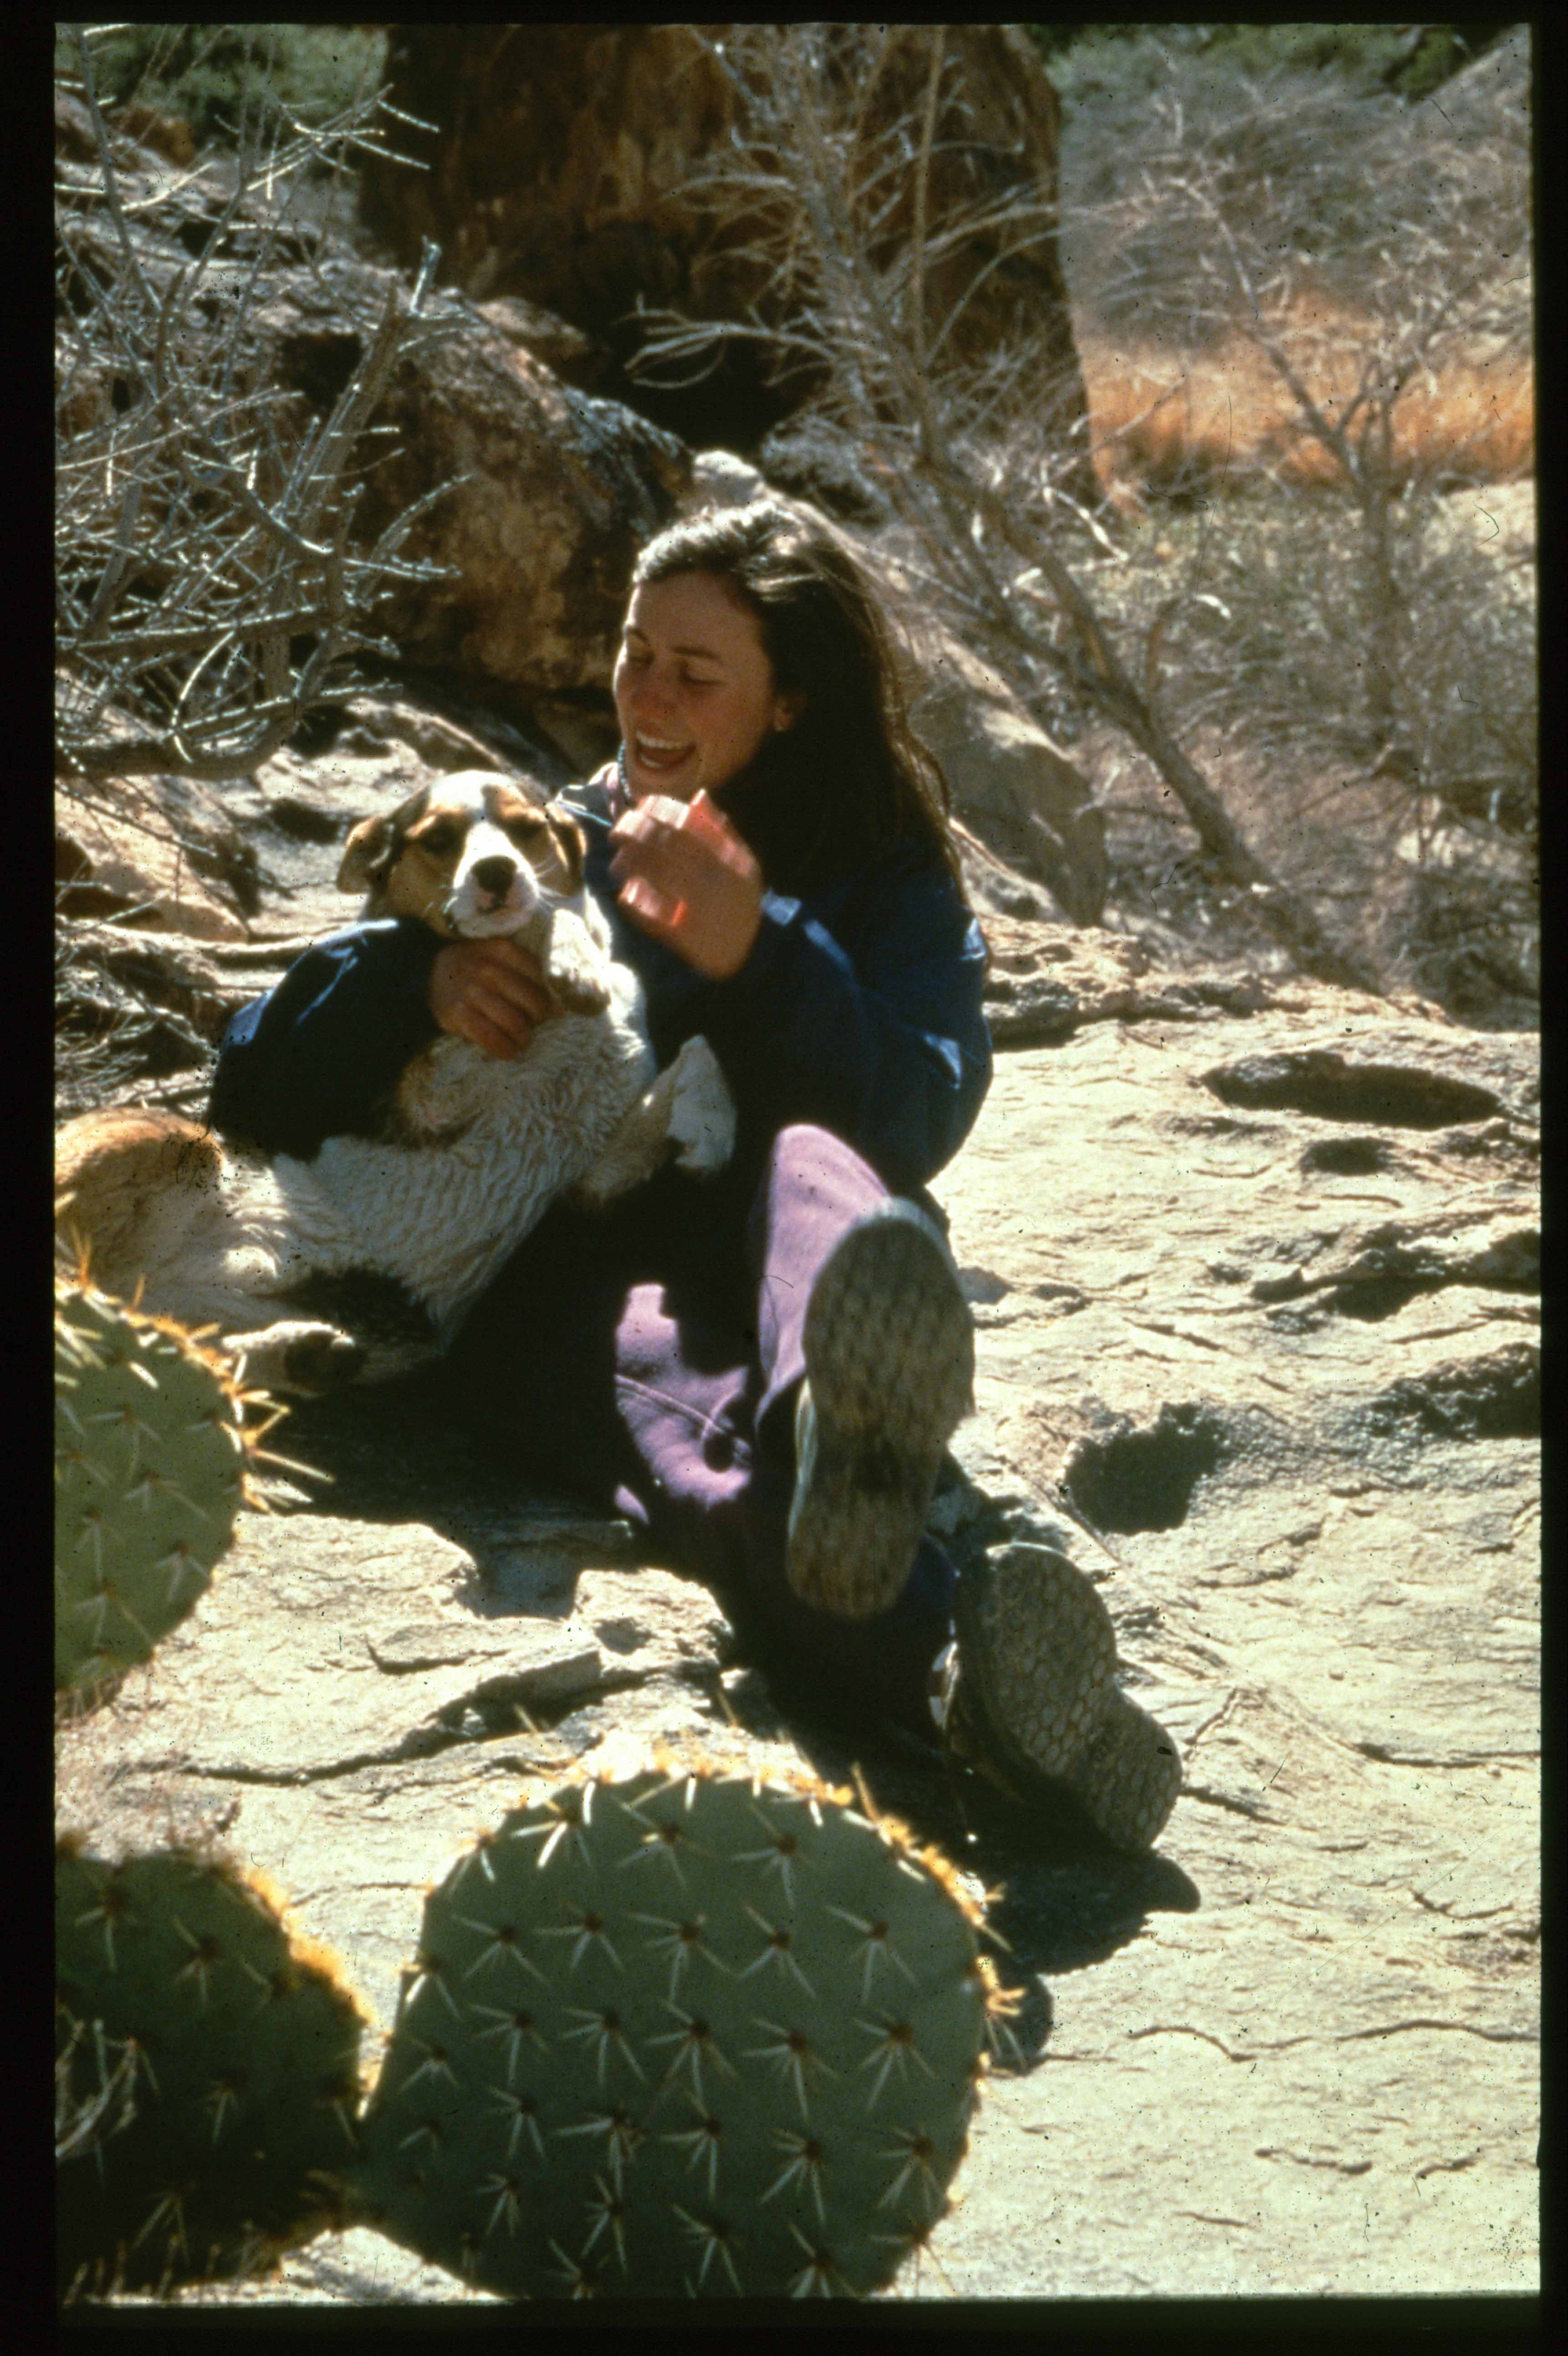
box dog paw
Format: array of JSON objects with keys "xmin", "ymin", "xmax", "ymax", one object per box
[
  {"xmin": 667, "ymin": 1035, "xmax": 737, "ymax": 1173},
  {"xmin": 546, "ymin": 912, "xmax": 613, "ymax": 1015},
  {"xmin": 551, "ymin": 967, "xmax": 613, "ymax": 1017},
  {"xmin": 231, "ymin": 1321, "xmax": 367, "ymax": 1395}
]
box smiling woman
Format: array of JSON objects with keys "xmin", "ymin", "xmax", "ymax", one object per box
[
  {"xmin": 205, "ymin": 499, "xmax": 1183, "ymax": 1855},
  {"xmin": 614, "ymin": 571, "xmax": 802, "ymax": 804},
  {"xmin": 602, "ymin": 572, "xmax": 789, "ymax": 979},
  {"xmin": 619, "ymin": 502, "xmax": 960, "ymax": 896}
]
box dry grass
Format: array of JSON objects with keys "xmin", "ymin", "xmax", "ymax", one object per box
[{"xmin": 1079, "ymin": 308, "xmax": 1534, "ymax": 505}]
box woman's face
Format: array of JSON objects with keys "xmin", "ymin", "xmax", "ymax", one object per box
[{"xmin": 613, "ymin": 571, "xmax": 803, "ymax": 803}]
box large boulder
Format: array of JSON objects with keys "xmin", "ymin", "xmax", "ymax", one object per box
[
  {"xmin": 902, "ymin": 624, "xmax": 1107, "ymax": 924},
  {"xmin": 329, "ymin": 296, "xmax": 690, "ymax": 699},
  {"xmin": 55, "ymin": 771, "xmax": 256, "ymax": 943},
  {"xmin": 56, "ymin": 143, "xmax": 690, "ymax": 719},
  {"xmin": 226, "ymin": 246, "xmax": 690, "ymax": 704},
  {"xmin": 356, "ymin": 24, "xmax": 1097, "ymax": 492}
]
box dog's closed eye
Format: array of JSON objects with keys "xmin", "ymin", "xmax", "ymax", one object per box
[{"xmin": 412, "ymin": 817, "xmax": 464, "ymax": 858}]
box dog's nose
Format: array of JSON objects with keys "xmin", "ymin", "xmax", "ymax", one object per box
[{"xmin": 470, "ymin": 855, "xmax": 517, "ymax": 898}]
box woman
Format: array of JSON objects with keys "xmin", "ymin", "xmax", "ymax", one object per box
[{"xmin": 210, "ymin": 500, "xmax": 1179, "ymax": 1852}]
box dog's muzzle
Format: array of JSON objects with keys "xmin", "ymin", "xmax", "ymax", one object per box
[{"xmin": 447, "ymin": 854, "xmax": 535, "ymax": 932}]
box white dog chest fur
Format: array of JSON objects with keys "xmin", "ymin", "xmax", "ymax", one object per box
[{"xmin": 264, "ymin": 989, "xmax": 660, "ymax": 1332}]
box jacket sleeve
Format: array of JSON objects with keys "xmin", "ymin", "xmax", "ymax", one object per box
[
  {"xmin": 688, "ymin": 863, "xmax": 992, "ymax": 1198},
  {"xmin": 206, "ymin": 920, "xmax": 442, "ymax": 1160}
]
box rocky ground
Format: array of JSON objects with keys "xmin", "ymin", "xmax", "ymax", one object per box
[{"xmin": 56, "ymin": 951, "xmax": 1539, "ymax": 2305}]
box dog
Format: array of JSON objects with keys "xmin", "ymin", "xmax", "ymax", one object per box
[{"xmin": 54, "ymin": 770, "xmax": 736, "ymax": 1393}]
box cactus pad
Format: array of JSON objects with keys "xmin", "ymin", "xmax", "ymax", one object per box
[
  {"xmin": 55, "ymin": 1844, "xmax": 368, "ymax": 2300},
  {"xmin": 354, "ymin": 1759, "xmax": 996, "ymax": 2298},
  {"xmin": 55, "ymin": 1281, "xmax": 251, "ymax": 1692}
]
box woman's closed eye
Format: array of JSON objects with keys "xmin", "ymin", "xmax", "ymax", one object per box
[{"xmin": 620, "ymin": 643, "xmax": 724, "ymax": 688}]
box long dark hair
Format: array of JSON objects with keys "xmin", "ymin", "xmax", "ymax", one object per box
[{"xmin": 628, "ymin": 499, "xmax": 962, "ymax": 896}]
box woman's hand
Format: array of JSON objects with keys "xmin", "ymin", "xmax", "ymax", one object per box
[
  {"xmin": 608, "ymin": 789, "xmax": 764, "ymax": 979},
  {"xmin": 429, "ymin": 937, "xmax": 556, "ymax": 1058}
]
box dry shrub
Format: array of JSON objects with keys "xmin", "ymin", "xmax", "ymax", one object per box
[
  {"xmin": 1046, "ymin": 29, "xmax": 1535, "ymax": 1024},
  {"xmin": 55, "ymin": 23, "xmax": 456, "ymax": 786},
  {"xmin": 1073, "ymin": 466, "xmax": 1537, "ymax": 1024},
  {"xmin": 1088, "ymin": 718, "xmax": 1401, "ymax": 966},
  {"xmin": 1062, "ymin": 30, "xmax": 1531, "ymax": 505},
  {"xmin": 1089, "ymin": 712, "xmax": 1534, "ymax": 1024}
]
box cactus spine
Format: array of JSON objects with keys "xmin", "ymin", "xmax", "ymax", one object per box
[{"xmin": 55, "ymin": 1277, "xmax": 259, "ymax": 1693}]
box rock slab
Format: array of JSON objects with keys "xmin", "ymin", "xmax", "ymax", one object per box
[{"xmin": 56, "ymin": 982, "xmax": 1538, "ymax": 2304}]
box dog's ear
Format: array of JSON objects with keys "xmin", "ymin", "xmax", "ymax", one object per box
[
  {"xmin": 337, "ymin": 814, "xmax": 392, "ymax": 892},
  {"xmin": 543, "ymin": 801, "xmax": 588, "ymax": 896},
  {"xmin": 336, "ymin": 789, "xmax": 428, "ymax": 892}
]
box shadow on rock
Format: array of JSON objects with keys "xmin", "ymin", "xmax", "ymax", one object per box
[
  {"xmin": 256, "ymin": 1368, "xmax": 522, "ymax": 1526},
  {"xmin": 751, "ymin": 1678, "xmax": 1201, "ymax": 2005},
  {"xmin": 265, "ymin": 1375, "xmax": 1201, "ymax": 2029}
]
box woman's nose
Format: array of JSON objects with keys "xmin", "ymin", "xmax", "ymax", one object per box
[{"xmin": 628, "ymin": 668, "xmax": 674, "ymax": 720}]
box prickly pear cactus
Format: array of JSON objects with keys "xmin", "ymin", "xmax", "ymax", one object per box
[
  {"xmin": 55, "ymin": 1280, "xmax": 253, "ymax": 1693},
  {"xmin": 55, "ymin": 1841, "xmax": 369, "ymax": 2302},
  {"xmin": 353, "ymin": 1757, "xmax": 1002, "ymax": 2298},
  {"xmin": 56, "ymin": 2013, "xmax": 141, "ymax": 2169}
]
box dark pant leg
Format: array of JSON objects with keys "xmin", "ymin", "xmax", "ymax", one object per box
[
  {"xmin": 600, "ymin": 1127, "xmax": 959, "ymax": 1734},
  {"xmin": 445, "ymin": 1132, "xmax": 955, "ymax": 1737},
  {"xmin": 443, "ymin": 1163, "xmax": 723, "ymax": 1518},
  {"xmin": 734, "ymin": 1124, "xmax": 958, "ymax": 1731}
]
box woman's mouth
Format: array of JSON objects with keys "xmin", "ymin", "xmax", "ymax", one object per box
[{"xmin": 631, "ymin": 735, "xmax": 694, "ymax": 775}]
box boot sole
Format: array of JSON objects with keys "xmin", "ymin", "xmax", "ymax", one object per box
[
  {"xmin": 952, "ymin": 1545, "xmax": 1182, "ymax": 1852},
  {"xmin": 785, "ymin": 1207, "xmax": 974, "ymax": 1620}
]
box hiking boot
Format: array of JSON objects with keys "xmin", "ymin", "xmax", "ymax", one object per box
[
  {"xmin": 785, "ymin": 1200, "xmax": 974, "ymax": 1621},
  {"xmin": 934, "ymin": 1542, "xmax": 1182, "ymax": 1853}
]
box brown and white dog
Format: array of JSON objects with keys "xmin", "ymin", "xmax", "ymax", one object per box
[{"xmin": 54, "ymin": 771, "xmax": 735, "ymax": 1392}]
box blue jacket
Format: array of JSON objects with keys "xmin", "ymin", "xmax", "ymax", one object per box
[{"xmin": 208, "ymin": 775, "xmax": 993, "ymax": 1203}]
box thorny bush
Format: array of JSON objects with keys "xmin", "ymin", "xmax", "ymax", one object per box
[
  {"xmin": 54, "ymin": 22, "xmax": 453, "ymax": 1109},
  {"xmin": 632, "ymin": 25, "xmax": 1534, "ymax": 1024}
]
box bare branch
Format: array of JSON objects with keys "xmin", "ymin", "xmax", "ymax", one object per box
[
  {"xmin": 56, "ymin": 47, "xmax": 459, "ymax": 789},
  {"xmin": 909, "ymin": 28, "xmax": 947, "ymax": 390},
  {"xmin": 623, "ymin": 24, "xmax": 1415, "ymax": 991}
]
